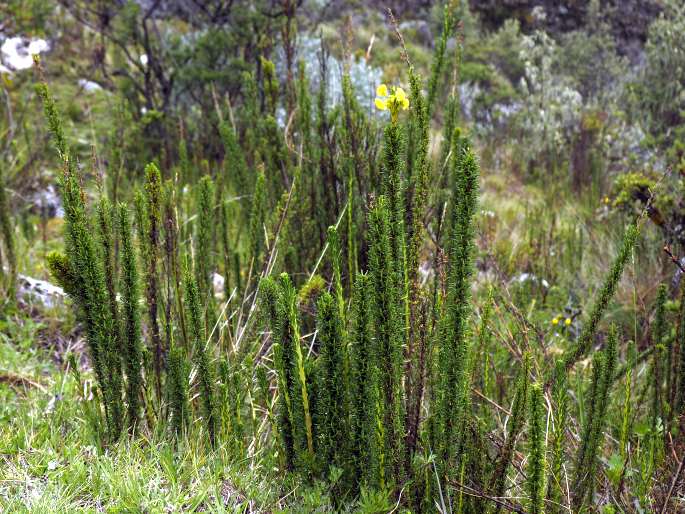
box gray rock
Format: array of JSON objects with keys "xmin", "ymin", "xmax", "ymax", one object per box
[
  {"xmin": 18, "ymin": 274, "xmax": 65, "ymax": 308},
  {"xmin": 28, "ymin": 184, "xmax": 63, "ymax": 218}
]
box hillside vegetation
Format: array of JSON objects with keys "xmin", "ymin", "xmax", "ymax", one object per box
[{"xmin": 1, "ymin": 1, "xmax": 685, "ymax": 512}]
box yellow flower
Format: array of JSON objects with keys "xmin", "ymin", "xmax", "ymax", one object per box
[
  {"xmin": 565, "ymin": 318, "xmax": 572, "ymax": 326},
  {"xmin": 375, "ymin": 84, "xmax": 410, "ymax": 122},
  {"xmin": 552, "ymin": 317, "xmax": 559, "ymax": 326},
  {"xmin": 394, "ymin": 87, "xmax": 409, "ymax": 110}
]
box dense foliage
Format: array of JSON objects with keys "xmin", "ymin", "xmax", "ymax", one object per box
[{"xmin": 2, "ymin": 1, "xmax": 685, "ymax": 512}]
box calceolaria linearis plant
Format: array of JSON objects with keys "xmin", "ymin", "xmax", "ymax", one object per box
[
  {"xmin": 0, "ymin": 159, "xmax": 17, "ymax": 303},
  {"xmin": 28, "ymin": 5, "xmax": 685, "ymax": 510}
]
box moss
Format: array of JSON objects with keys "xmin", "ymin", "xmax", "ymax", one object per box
[{"xmin": 612, "ymin": 172, "xmax": 656, "ymax": 209}]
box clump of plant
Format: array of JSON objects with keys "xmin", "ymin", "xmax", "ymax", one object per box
[
  {"xmin": 0, "ymin": 161, "xmax": 17, "ymax": 303},
  {"xmin": 28, "ymin": 6, "xmax": 685, "ymax": 512}
]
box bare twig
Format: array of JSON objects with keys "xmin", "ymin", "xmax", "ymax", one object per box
[
  {"xmin": 211, "ymin": 83, "xmax": 223, "ymax": 123},
  {"xmin": 472, "ymin": 387, "xmax": 512, "ymax": 416},
  {"xmin": 0, "ymin": 372, "xmax": 46, "ymax": 393},
  {"xmin": 365, "ymin": 34, "xmax": 376, "ymax": 62},
  {"xmin": 448, "ymin": 479, "xmax": 528, "ymax": 514},
  {"xmin": 659, "ymin": 453, "xmax": 685, "ymax": 514},
  {"xmin": 387, "ymin": 9, "xmax": 411, "ymax": 67},
  {"xmin": 664, "ymin": 244, "xmax": 685, "ymax": 273}
]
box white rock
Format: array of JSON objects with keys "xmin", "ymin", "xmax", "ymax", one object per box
[
  {"xmin": 513, "ymin": 273, "xmax": 550, "ymax": 289},
  {"xmin": 18, "ymin": 274, "xmax": 65, "ymax": 308},
  {"xmin": 213, "ymin": 272, "xmax": 225, "ymax": 297},
  {"xmin": 516, "ymin": 272, "xmax": 533, "ymax": 283},
  {"xmin": 78, "ymin": 78, "xmax": 102, "ymax": 92}
]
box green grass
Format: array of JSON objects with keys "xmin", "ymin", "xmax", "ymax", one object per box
[{"xmin": 0, "ymin": 318, "xmax": 314, "ymax": 513}]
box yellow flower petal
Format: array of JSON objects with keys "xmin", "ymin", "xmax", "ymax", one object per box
[
  {"xmin": 374, "ymin": 97, "xmax": 388, "ymax": 111},
  {"xmin": 394, "ymin": 87, "xmax": 407, "ymax": 102},
  {"xmin": 377, "ymin": 84, "xmax": 388, "ymax": 97},
  {"xmin": 565, "ymin": 318, "xmax": 572, "ymax": 326},
  {"xmin": 402, "ymin": 97, "xmax": 409, "ymax": 110}
]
